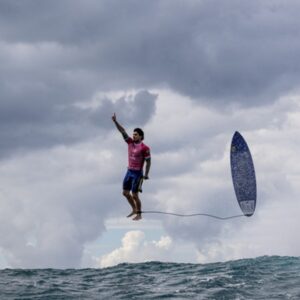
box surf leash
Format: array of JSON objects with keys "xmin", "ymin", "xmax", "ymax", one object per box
[{"xmin": 140, "ymin": 211, "xmax": 245, "ymax": 220}]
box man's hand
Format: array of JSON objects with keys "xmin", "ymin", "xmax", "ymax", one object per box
[{"xmin": 112, "ymin": 113, "xmax": 117, "ymax": 122}]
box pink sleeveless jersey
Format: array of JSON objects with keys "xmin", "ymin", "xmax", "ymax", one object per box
[{"xmin": 126, "ymin": 137, "xmax": 151, "ymax": 171}]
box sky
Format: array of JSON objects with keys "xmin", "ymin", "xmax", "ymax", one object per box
[{"xmin": 1, "ymin": 0, "xmax": 300, "ymax": 268}]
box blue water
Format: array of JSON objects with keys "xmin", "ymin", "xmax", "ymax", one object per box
[{"xmin": 0, "ymin": 256, "xmax": 299, "ymax": 299}]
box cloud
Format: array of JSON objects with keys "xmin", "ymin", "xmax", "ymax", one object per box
[
  {"xmin": 1, "ymin": 87, "xmax": 300, "ymax": 268},
  {"xmin": 2, "ymin": 0, "xmax": 300, "ymax": 110},
  {"xmin": 89, "ymin": 90, "xmax": 157, "ymax": 128},
  {"xmin": 143, "ymin": 91, "xmax": 300, "ymax": 262},
  {"xmin": 98, "ymin": 230, "xmax": 173, "ymax": 268},
  {"xmin": 0, "ymin": 89, "xmax": 157, "ymax": 158},
  {"xmin": 1, "ymin": 88, "xmax": 300, "ymax": 267},
  {"xmin": 196, "ymin": 197, "xmax": 300, "ymax": 263},
  {"xmin": 0, "ymin": 138, "xmax": 123, "ymax": 268},
  {"xmin": 1, "ymin": 0, "xmax": 300, "ymax": 268}
]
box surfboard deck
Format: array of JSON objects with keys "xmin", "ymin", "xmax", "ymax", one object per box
[{"xmin": 230, "ymin": 131, "xmax": 256, "ymax": 217}]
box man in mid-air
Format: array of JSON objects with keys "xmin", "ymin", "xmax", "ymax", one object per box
[{"xmin": 112, "ymin": 113, "xmax": 151, "ymax": 221}]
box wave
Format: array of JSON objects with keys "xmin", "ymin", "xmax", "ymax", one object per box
[{"xmin": 0, "ymin": 256, "xmax": 299, "ymax": 299}]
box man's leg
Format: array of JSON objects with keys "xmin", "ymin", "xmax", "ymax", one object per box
[
  {"xmin": 132, "ymin": 192, "xmax": 142, "ymax": 221},
  {"xmin": 123, "ymin": 170, "xmax": 137, "ymax": 217},
  {"xmin": 123, "ymin": 190, "xmax": 137, "ymax": 217}
]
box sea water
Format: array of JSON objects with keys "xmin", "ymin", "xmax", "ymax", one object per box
[{"xmin": 0, "ymin": 256, "xmax": 299, "ymax": 299}]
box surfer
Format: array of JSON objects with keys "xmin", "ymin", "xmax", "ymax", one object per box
[{"xmin": 112, "ymin": 113, "xmax": 151, "ymax": 221}]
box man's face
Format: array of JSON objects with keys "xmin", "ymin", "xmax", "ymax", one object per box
[{"xmin": 133, "ymin": 131, "xmax": 142, "ymax": 142}]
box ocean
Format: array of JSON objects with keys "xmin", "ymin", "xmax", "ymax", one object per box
[{"xmin": 0, "ymin": 256, "xmax": 299, "ymax": 299}]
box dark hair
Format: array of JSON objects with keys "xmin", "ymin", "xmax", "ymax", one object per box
[{"xmin": 134, "ymin": 128, "xmax": 144, "ymax": 140}]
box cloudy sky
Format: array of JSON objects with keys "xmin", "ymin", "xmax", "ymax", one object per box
[{"xmin": 1, "ymin": 0, "xmax": 300, "ymax": 268}]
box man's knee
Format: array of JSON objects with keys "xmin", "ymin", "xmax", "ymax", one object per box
[{"xmin": 123, "ymin": 190, "xmax": 130, "ymax": 197}]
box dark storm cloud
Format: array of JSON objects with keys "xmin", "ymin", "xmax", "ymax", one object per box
[
  {"xmin": 0, "ymin": 90, "xmax": 157, "ymax": 158},
  {"xmin": 2, "ymin": 0, "xmax": 300, "ymax": 100},
  {"xmin": 90, "ymin": 90, "xmax": 157, "ymax": 126},
  {"xmin": 1, "ymin": 0, "xmax": 300, "ymax": 156}
]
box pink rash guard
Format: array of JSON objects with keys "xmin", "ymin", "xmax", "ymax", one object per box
[{"xmin": 125, "ymin": 137, "xmax": 151, "ymax": 171}]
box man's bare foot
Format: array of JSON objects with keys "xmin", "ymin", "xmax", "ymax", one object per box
[
  {"xmin": 127, "ymin": 211, "xmax": 137, "ymax": 218},
  {"xmin": 132, "ymin": 214, "xmax": 142, "ymax": 221}
]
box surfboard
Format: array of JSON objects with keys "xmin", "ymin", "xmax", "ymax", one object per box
[{"xmin": 230, "ymin": 131, "xmax": 256, "ymax": 217}]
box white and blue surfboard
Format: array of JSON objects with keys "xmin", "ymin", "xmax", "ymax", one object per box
[{"xmin": 230, "ymin": 131, "xmax": 256, "ymax": 217}]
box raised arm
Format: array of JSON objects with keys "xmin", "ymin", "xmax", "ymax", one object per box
[{"xmin": 112, "ymin": 113, "xmax": 129, "ymax": 140}]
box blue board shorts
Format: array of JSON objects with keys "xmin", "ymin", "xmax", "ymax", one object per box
[{"xmin": 123, "ymin": 169, "xmax": 143, "ymax": 193}]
